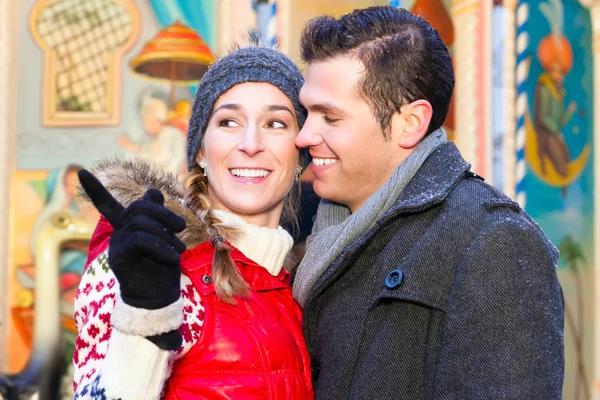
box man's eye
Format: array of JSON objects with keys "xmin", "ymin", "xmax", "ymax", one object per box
[
  {"xmin": 323, "ymin": 116, "xmax": 340, "ymax": 125},
  {"xmin": 219, "ymin": 119, "xmax": 239, "ymax": 128}
]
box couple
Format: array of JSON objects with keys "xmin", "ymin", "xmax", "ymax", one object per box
[{"xmin": 73, "ymin": 6, "xmax": 564, "ymax": 400}]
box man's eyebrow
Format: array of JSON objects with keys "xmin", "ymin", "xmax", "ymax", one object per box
[
  {"xmin": 265, "ymin": 105, "xmax": 294, "ymax": 115},
  {"xmin": 307, "ymin": 103, "xmax": 346, "ymax": 115}
]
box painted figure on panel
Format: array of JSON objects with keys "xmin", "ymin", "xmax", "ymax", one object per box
[
  {"xmin": 119, "ymin": 92, "xmax": 187, "ymax": 176},
  {"xmin": 15, "ymin": 165, "xmax": 98, "ymax": 322},
  {"xmin": 14, "ymin": 165, "xmax": 97, "ymax": 324},
  {"xmin": 534, "ymin": 0, "xmax": 576, "ymax": 182},
  {"xmin": 30, "ymin": 165, "xmax": 96, "ymax": 274},
  {"xmin": 523, "ymin": 0, "xmax": 595, "ymax": 399},
  {"xmin": 11, "ymin": 164, "xmax": 98, "ymax": 397},
  {"xmin": 526, "ymin": 0, "xmax": 590, "ymax": 194}
]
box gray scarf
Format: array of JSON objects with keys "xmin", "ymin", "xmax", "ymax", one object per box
[{"xmin": 293, "ymin": 128, "xmax": 447, "ymax": 306}]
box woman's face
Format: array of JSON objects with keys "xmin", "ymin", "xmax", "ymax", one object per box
[{"xmin": 199, "ymin": 82, "xmax": 300, "ymax": 228}]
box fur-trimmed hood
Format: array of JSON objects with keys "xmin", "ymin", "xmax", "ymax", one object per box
[{"xmin": 80, "ymin": 158, "xmax": 210, "ymax": 248}]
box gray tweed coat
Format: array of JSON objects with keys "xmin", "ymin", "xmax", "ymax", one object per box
[{"xmin": 300, "ymin": 142, "xmax": 564, "ymax": 400}]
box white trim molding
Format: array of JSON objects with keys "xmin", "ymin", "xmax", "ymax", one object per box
[
  {"xmin": 0, "ymin": 0, "xmax": 20, "ymax": 371},
  {"xmin": 450, "ymin": 0, "xmax": 493, "ymax": 178},
  {"xmin": 502, "ymin": 0, "xmax": 518, "ymax": 199},
  {"xmin": 576, "ymin": 1, "xmax": 600, "ymax": 397}
]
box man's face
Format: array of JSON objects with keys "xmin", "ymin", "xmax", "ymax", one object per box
[
  {"xmin": 296, "ymin": 56, "xmax": 404, "ymax": 213},
  {"xmin": 549, "ymin": 62, "xmax": 564, "ymax": 86}
]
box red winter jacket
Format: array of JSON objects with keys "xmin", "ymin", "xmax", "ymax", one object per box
[
  {"xmin": 164, "ymin": 242, "xmax": 313, "ymax": 399},
  {"xmin": 76, "ymin": 216, "xmax": 313, "ymax": 399}
]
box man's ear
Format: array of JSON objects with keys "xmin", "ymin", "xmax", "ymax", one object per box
[{"xmin": 397, "ymin": 100, "xmax": 433, "ymax": 149}]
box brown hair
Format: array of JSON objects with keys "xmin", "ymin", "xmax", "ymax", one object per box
[
  {"xmin": 184, "ymin": 165, "xmax": 301, "ymax": 304},
  {"xmin": 300, "ymin": 6, "xmax": 454, "ymax": 138}
]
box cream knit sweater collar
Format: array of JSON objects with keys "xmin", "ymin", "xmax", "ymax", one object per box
[{"xmin": 213, "ymin": 210, "xmax": 293, "ymax": 276}]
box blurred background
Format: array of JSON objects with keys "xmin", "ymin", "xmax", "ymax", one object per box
[{"xmin": 0, "ymin": 0, "xmax": 598, "ymax": 399}]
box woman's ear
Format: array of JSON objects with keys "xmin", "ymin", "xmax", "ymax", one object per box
[
  {"xmin": 397, "ymin": 100, "xmax": 433, "ymax": 149},
  {"xmin": 195, "ymin": 149, "xmax": 205, "ymax": 165}
]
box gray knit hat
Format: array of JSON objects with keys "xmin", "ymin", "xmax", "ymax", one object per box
[{"xmin": 187, "ymin": 46, "xmax": 309, "ymax": 171}]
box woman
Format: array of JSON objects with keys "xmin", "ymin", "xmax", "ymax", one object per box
[{"xmin": 72, "ymin": 45, "xmax": 313, "ymax": 399}]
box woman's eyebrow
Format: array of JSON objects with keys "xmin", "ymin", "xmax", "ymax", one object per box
[
  {"xmin": 212, "ymin": 103, "xmax": 240, "ymax": 116},
  {"xmin": 265, "ymin": 105, "xmax": 294, "ymax": 115}
]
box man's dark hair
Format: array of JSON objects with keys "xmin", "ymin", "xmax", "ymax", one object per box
[{"xmin": 300, "ymin": 6, "xmax": 454, "ymax": 138}]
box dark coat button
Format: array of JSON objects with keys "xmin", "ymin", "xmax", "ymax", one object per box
[
  {"xmin": 311, "ymin": 358, "xmax": 321, "ymax": 381},
  {"xmin": 384, "ymin": 270, "xmax": 403, "ymax": 289},
  {"xmin": 202, "ymin": 275, "xmax": 213, "ymax": 284}
]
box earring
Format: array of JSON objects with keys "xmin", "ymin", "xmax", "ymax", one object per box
[
  {"xmin": 199, "ymin": 160, "xmax": 207, "ymax": 177},
  {"xmin": 295, "ymin": 166, "xmax": 303, "ymax": 182}
]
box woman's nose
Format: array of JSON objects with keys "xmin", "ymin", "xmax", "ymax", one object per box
[{"xmin": 237, "ymin": 125, "xmax": 265, "ymax": 156}]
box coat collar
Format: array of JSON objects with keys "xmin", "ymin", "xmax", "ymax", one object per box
[{"xmin": 383, "ymin": 141, "xmax": 471, "ymax": 217}]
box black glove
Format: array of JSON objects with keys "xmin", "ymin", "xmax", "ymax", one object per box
[{"xmin": 78, "ymin": 169, "xmax": 186, "ymax": 350}]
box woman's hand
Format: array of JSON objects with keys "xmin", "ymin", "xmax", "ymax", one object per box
[{"xmin": 78, "ymin": 169, "xmax": 186, "ymax": 349}]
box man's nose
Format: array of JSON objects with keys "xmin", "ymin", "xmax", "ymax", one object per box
[{"xmin": 296, "ymin": 117, "xmax": 323, "ymax": 148}]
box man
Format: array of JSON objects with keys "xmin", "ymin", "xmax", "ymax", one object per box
[{"xmin": 293, "ymin": 6, "xmax": 564, "ymax": 399}]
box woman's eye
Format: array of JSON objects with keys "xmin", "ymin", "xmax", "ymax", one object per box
[
  {"xmin": 267, "ymin": 120, "xmax": 286, "ymax": 129},
  {"xmin": 219, "ymin": 119, "xmax": 239, "ymax": 128}
]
